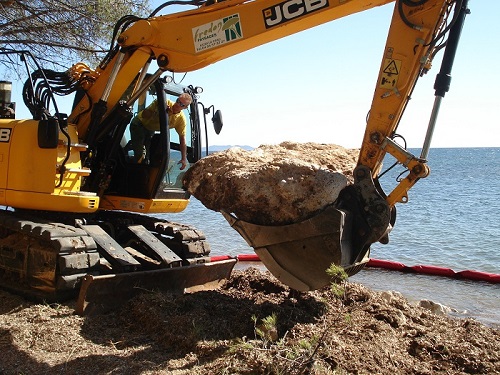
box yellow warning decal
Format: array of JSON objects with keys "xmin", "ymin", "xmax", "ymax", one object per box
[{"xmin": 380, "ymin": 59, "xmax": 402, "ymax": 89}]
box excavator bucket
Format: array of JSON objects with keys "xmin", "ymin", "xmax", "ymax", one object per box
[
  {"xmin": 220, "ymin": 165, "xmax": 393, "ymax": 291},
  {"xmin": 221, "ymin": 205, "xmax": 369, "ymax": 291},
  {"xmin": 75, "ymin": 258, "xmax": 236, "ymax": 315}
]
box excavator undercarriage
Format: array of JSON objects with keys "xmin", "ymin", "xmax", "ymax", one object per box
[{"xmin": 0, "ymin": 209, "xmax": 236, "ymax": 314}]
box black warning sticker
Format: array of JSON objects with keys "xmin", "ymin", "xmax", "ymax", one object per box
[{"xmin": 380, "ymin": 59, "xmax": 402, "ymax": 89}]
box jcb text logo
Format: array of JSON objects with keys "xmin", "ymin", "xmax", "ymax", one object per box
[
  {"xmin": 0, "ymin": 128, "xmax": 11, "ymax": 142},
  {"xmin": 263, "ymin": 0, "xmax": 329, "ymax": 28}
]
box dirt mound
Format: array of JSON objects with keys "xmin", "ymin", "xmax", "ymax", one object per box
[
  {"xmin": 1, "ymin": 268, "xmax": 498, "ymax": 374},
  {"xmin": 183, "ymin": 142, "xmax": 358, "ymax": 225}
]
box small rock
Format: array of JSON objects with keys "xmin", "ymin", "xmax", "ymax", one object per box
[
  {"xmin": 380, "ymin": 291, "xmax": 404, "ymax": 304},
  {"xmin": 418, "ymin": 300, "xmax": 452, "ymax": 316}
]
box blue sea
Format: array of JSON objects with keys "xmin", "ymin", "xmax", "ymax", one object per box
[{"xmin": 161, "ymin": 148, "xmax": 500, "ymax": 327}]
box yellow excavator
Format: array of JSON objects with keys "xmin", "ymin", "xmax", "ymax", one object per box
[{"xmin": 0, "ymin": 0, "xmax": 469, "ymax": 313}]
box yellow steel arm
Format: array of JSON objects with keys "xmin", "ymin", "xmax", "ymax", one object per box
[
  {"xmin": 117, "ymin": 0, "xmax": 394, "ymax": 72},
  {"xmin": 359, "ymin": 0, "xmax": 449, "ymax": 207}
]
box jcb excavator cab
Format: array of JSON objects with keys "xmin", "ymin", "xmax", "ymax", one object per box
[
  {"xmin": 87, "ymin": 76, "xmax": 223, "ymax": 214},
  {"xmin": 109, "ymin": 79, "xmax": 200, "ymax": 197}
]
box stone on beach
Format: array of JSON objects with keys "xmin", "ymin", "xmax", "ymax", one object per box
[{"xmin": 183, "ymin": 141, "xmax": 358, "ymax": 225}]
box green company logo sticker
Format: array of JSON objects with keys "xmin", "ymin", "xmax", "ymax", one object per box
[{"xmin": 193, "ymin": 14, "xmax": 243, "ymax": 53}]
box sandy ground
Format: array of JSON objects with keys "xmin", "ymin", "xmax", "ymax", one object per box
[{"xmin": 1, "ymin": 267, "xmax": 498, "ymax": 375}]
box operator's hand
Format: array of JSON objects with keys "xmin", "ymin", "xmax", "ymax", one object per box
[{"xmin": 179, "ymin": 158, "xmax": 188, "ymax": 170}]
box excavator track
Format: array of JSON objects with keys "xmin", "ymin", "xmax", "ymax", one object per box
[
  {"xmin": 0, "ymin": 210, "xmax": 99, "ymax": 301},
  {"xmin": 94, "ymin": 210, "xmax": 212, "ymax": 263},
  {"xmin": 0, "ymin": 209, "xmax": 236, "ymax": 314}
]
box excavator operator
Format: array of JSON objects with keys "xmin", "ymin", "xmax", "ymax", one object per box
[{"xmin": 129, "ymin": 92, "xmax": 192, "ymax": 168}]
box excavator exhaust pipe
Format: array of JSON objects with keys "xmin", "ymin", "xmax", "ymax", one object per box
[{"xmin": 222, "ymin": 165, "xmax": 392, "ymax": 291}]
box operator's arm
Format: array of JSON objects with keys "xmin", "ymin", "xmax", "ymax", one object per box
[
  {"xmin": 179, "ymin": 135, "xmax": 187, "ymax": 170},
  {"xmin": 170, "ymin": 111, "xmax": 188, "ymax": 170}
]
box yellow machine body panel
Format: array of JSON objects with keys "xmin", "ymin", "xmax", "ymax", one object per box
[
  {"xmin": 100, "ymin": 195, "xmax": 189, "ymax": 214},
  {"xmin": 0, "ymin": 122, "xmax": 11, "ymax": 195},
  {"xmin": 5, "ymin": 191, "xmax": 98, "ymax": 212},
  {"xmin": 0, "ymin": 119, "xmax": 99, "ymax": 212},
  {"xmin": 0, "ymin": 119, "xmax": 56, "ymax": 194}
]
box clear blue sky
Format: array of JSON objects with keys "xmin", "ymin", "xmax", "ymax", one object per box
[{"xmin": 8, "ymin": 0, "xmax": 499, "ymax": 149}]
